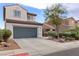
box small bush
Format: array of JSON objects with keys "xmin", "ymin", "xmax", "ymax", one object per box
[
  {"xmin": 0, "ymin": 30, "xmax": 3, "ymax": 39},
  {"xmin": 75, "ymin": 33, "xmax": 79, "ymax": 40},
  {"xmin": 71, "ymin": 32, "xmax": 76, "ymax": 38},
  {"xmin": 0, "ymin": 30, "xmax": 3, "ymax": 43},
  {"xmin": 63, "ymin": 32, "xmax": 72, "ymax": 37},
  {"xmin": 48, "ymin": 31, "xmax": 57, "ymax": 38},
  {"xmin": 48, "ymin": 31, "xmax": 54, "ymax": 36},
  {"xmin": 2, "ymin": 29, "xmax": 12, "ymax": 42},
  {"xmin": 59, "ymin": 32, "xmax": 63, "ymax": 38},
  {"xmin": 65, "ymin": 37, "xmax": 75, "ymax": 41},
  {"xmin": 43, "ymin": 32, "xmax": 48, "ymax": 37}
]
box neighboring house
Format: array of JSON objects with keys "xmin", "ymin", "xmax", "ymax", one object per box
[
  {"xmin": 76, "ymin": 20, "xmax": 79, "ymax": 27},
  {"xmin": 43, "ymin": 21, "xmax": 55, "ymax": 32},
  {"xmin": 43, "ymin": 17, "xmax": 79, "ymax": 36},
  {"xmin": 4, "ymin": 4, "xmax": 43, "ymax": 39},
  {"xmin": 60, "ymin": 17, "xmax": 76, "ymax": 31},
  {"xmin": 42, "ymin": 21, "xmax": 55, "ymax": 36}
]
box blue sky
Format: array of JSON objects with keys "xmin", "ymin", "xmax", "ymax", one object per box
[{"xmin": 0, "ymin": 3, "xmax": 79, "ymax": 29}]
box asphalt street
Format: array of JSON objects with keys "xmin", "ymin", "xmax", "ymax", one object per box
[{"xmin": 44, "ymin": 47, "xmax": 79, "ymax": 56}]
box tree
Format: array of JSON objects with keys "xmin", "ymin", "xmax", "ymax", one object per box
[{"xmin": 44, "ymin": 4, "xmax": 67, "ymax": 39}]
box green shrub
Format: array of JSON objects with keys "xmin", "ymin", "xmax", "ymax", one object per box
[
  {"xmin": 48, "ymin": 31, "xmax": 54, "ymax": 36},
  {"xmin": 59, "ymin": 32, "xmax": 64, "ymax": 38},
  {"xmin": 0, "ymin": 30, "xmax": 3, "ymax": 39},
  {"xmin": 63, "ymin": 32, "xmax": 72, "ymax": 37},
  {"xmin": 48, "ymin": 31, "xmax": 57, "ymax": 38},
  {"xmin": 61, "ymin": 27, "xmax": 79, "ymax": 41},
  {"xmin": 0, "ymin": 30, "xmax": 3, "ymax": 43},
  {"xmin": 70, "ymin": 32, "xmax": 76, "ymax": 38},
  {"xmin": 75, "ymin": 33, "xmax": 79, "ymax": 40},
  {"xmin": 65, "ymin": 37, "xmax": 75, "ymax": 41},
  {"xmin": 2, "ymin": 29, "xmax": 12, "ymax": 42},
  {"xmin": 43, "ymin": 32, "xmax": 48, "ymax": 37}
]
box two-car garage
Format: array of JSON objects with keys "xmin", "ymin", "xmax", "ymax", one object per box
[
  {"xmin": 13, "ymin": 26, "xmax": 37, "ymax": 38},
  {"xmin": 6, "ymin": 20, "xmax": 42, "ymax": 39}
]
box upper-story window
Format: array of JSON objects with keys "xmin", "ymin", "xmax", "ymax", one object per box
[
  {"xmin": 27, "ymin": 15, "xmax": 34, "ymax": 20},
  {"xmin": 14, "ymin": 10, "xmax": 21, "ymax": 17}
]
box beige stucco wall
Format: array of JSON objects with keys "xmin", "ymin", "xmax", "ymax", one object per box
[
  {"xmin": 6, "ymin": 23, "xmax": 42, "ymax": 39},
  {"xmin": 77, "ymin": 22, "xmax": 79, "ymax": 27},
  {"xmin": 5, "ymin": 5, "xmax": 27, "ymax": 21},
  {"xmin": 68, "ymin": 20, "xmax": 76, "ymax": 27}
]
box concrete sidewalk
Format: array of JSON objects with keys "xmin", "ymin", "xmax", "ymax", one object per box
[{"xmin": 0, "ymin": 49, "xmax": 27, "ymax": 56}]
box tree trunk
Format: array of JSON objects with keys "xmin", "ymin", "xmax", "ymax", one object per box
[{"xmin": 55, "ymin": 25, "xmax": 60, "ymax": 39}]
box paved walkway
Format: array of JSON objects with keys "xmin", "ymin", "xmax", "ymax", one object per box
[{"xmin": 15, "ymin": 38, "xmax": 79, "ymax": 56}]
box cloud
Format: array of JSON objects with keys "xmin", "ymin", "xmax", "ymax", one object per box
[
  {"xmin": 20, "ymin": 0, "xmax": 53, "ymax": 9},
  {"xmin": 62, "ymin": 3, "xmax": 79, "ymax": 11},
  {"xmin": 62, "ymin": 3, "xmax": 79, "ymax": 20},
  {"xmin": 1, "ymin": 0, "xmax": 79, "ymax": 9},
  {"xmin": 0, "ymin": 0, "xmax": 53, "ymax": 9}
]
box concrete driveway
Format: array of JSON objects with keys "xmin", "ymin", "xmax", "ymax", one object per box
[{"xmin": 15, "ymin": 38, "xmax": 79, "ymax": 56}]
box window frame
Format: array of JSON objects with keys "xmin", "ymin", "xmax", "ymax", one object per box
[
  {"xmin": 27, "ymin": 15, "xmax": 34, "ymax": 20},
  {"xmin": 14, "ymin": 10, "xmax": 21, "ymax": 18}
]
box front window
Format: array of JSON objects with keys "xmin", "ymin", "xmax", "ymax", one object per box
[
  {"xmin": 27, "ymin": 15, "xmax": 31, "ymax": 20},
  {"xmin": 27, "ymin": 15, "xmax": 34, "ymax": 20},
  {"xmin": 14, "ymin": 10, "xmax": 21, "ymax": 17}
]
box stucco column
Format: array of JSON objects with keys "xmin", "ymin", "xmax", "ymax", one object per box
[
  {"xmin": 6, "ymin": 23, "xmax": 13, "ymax": 39},
  {"xmin": 37, "ymin": 26, "xmax": 42, "ymax": 38}
]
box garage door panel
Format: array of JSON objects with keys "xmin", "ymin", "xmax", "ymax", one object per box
[{"xmin": 13, "ymin": 26, "xmax": 37, "ymax": 38}]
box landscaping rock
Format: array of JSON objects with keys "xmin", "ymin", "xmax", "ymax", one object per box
[
  {"xmin": 58, "ymin": 38, "xmax": 65, "ymax": 43},
  {"xmin": 0, "ymin": 45, "xmax": 1, "ymax": 47},
  {"xmin": 48, "ymin": 36, "xmax": 53, "ymax": 40},
  {"xmin": 1, "ymin": 42, "xmax": 10, "ymax": 47}
]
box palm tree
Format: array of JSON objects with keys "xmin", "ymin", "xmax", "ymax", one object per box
[{"xmin": 44, "ymin": 4, "xmax": 67, "ymax": 39}]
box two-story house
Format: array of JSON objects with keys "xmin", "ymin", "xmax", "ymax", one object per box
[
  {"xmin": 61, "ymin": 17, "xmax": 76, "ymax": 30},
  {"xmin": 4, "ymin": 4, "xmax": 43, "ymax": 39},
  {"xmin": 76, "ymin": 20, "xmax": 79, "ymax": 27}
]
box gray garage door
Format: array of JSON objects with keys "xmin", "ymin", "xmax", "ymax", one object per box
[{"xmin": 13, "ymin": 26, "xmax": 37, "ymax": 38}]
